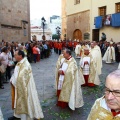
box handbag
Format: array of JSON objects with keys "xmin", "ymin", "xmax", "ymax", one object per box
[{"xmin": 0, "ymin": 64, "xmax": 6, "ymax": 73}]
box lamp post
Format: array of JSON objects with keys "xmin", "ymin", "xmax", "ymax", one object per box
[
  {"xmin": 56, "ymin": 26, "xmax": 61, "ymax": 40},
  {"xmin": 41, "ymin": 17, "xmax": 46, "ymax": 40}
]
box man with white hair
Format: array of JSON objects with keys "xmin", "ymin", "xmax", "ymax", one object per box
[{"xmin": 87, "ymin": 70, "xmax": 120, "ymax": 120}]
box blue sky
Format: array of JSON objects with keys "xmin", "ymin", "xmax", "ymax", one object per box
[{"xmin": 30, "ymin": 0, "xmax": 61, "ymax": 20}]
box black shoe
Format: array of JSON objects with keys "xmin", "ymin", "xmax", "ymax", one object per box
[{"xmin": 8, "ymin": 116, "xmax": 20, "ymax": 120}]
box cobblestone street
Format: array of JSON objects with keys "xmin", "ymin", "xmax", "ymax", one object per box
[{"xmin": 0, "ymin": 51, "xmax": 119, "ymax": 120}]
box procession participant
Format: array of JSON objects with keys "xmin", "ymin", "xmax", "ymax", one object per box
[
  {"xmin": 87, "ymin": 70, "xmax": 120, "ymax": 120},
  {"xmin": 56, "ymin": 40, "xmax": 59, "ymax": 54},
  {"xmin": 75, "ymin": 41, "xmax": 81, "ymax": 58},
  {"xmin": 80, "ymin": 42, "xmax": 87, "ymax": 57},
  {"xmin": 8, "ymin": 50, "xmax": 44, "ymax": 120},
  {"xmin": 73, "ymin": 39, "xmax": 77, "ymax": 51},
  {"xmin": 55, "ymin": 49, "xmax": 84, "ymax": 110},
  {"xmin": 80, "ymin": 48, "xmax": 100, "ymax": 87},
  {"xmin": 103, "ymin": 42, "xmax": 116, "ymax": 63},
  {"xmin": 56, "ymin": 47, "xmax": 66, "ymax": 69},
  {"xmin": 90, "ymin": 41, "xmax": 102, "ymax": 75},
  {"xmin": 68, "ymin": 39, "xmax": 72, "ymax": 51},
  {"xmin": 55, "ymin": 48, "xmax": 67, "ymax": 90},
  {"xmin": 58, "ymin": 40, "xmax": 63, "ymax": 55}
]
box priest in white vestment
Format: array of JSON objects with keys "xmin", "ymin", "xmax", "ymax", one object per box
[
  {"xmin": 75, "ymin": 42, "xmax": 81, "ymax": 58},
  {"xmin": 103, "ymin": 42, "xmax": 115, "ymax": 63},
  {"xmin": 55, "ymin": 49, "xmax": 84, "ymax": 110},
  {"xmin": 87, "ymin": 70, "xmax": 120, "ymax": 120},
  {"xmin": 90, "ymin": 42, "xmax": 102, "ymax": 75},
  {"xmin": 9, "ymin": 50, "xmax": 44, "ymax": 120},
  {"xmin": 80, "ymin": 48, "xmax": 100, "ymax": 87},
  {"xmin": 55, "ymin": 48, "xmax": 66, "ymax": 89}
]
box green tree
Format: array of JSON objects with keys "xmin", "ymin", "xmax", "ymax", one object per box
[{"xmin": 52, "ymin": 34, "xmax": 59, "ymax": 40}]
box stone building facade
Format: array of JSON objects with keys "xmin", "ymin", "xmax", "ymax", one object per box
[
  {"xmin": 67, "ymin": 10, "xmax": 90, "ymax": 40},
  {"xmin": 61, "ymin": 0, "xmax": 67, "ymax": 40},
  {"xmin": 0, "ymin": 0, "xmax": 30, "ymax": 42},
  {"xmin": 62, "ymin": 0, "xmax": 120, "ymax": 42}
]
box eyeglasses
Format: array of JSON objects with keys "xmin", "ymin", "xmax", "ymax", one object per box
[{"xmin": 104, "ymin": 88, "xmax": 120, "ymax": 97}]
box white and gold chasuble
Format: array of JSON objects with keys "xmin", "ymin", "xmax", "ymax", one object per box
[
  {"xmin": 103, "ymin": 46, "xmax": 115, "ymax": 63},
  {"xmin": 80, "ymin": 54, "xmax": 100, "ymax": 85},
  {"xmin": 90, "ymin": 45, "xmax": 102, "ymax": 75},
  {"xmin": 56, "ymin": 57, "xmax": 84, "ymax": 110},
  {"xmin": 10, "ymin": 58, "xmax": 44, "ymax": 120},
  {"xmin": 87, "ymin": 97, "xmax": 120, "ymax": 120}
]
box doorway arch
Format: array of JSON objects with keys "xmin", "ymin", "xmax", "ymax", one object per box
[{"xmin": 73, "ymin": 29, "xmax": 82, "ymax": 41}]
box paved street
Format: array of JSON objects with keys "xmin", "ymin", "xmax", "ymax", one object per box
[{"xmin": 0, "ymin": 50, "xmax": 119, "ymax": 120}]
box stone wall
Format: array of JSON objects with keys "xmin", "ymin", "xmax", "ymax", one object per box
[
  {"xmin": 61, "ymin": 0, "xmax": 67, "ymax": 40},
  {"xmin": 0, "ymin": 0, "xmax": 30, "ymax": 42},
  {"xmin": 67, "ymin": 10, "xmax": 90, "ymax": 40}
]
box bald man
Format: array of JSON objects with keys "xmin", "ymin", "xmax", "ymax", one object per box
[{"xmin": 87, "ymin": 70, "xmax": 120, "ymax": 120}]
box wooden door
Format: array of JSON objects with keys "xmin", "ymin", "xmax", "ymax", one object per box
[
  {"xmin": 92, "ymin": 29, "xmax": 99, "ymax": 41},
  {"xmin": 73, "ymin": 29, "xmax": 82, "ymax": 41}
]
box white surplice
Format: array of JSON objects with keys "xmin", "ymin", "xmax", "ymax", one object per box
[
  {"xmin": 58, "ymin": 62, "xmax": 68, "ymax": 90},
  {"xmin": 75, "ymin": 44, "xmax": 81, "ymax": 56}
]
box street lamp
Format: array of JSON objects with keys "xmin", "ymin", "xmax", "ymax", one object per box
[
  {"xmin": 56, "ymin": 26, "xmax": 61, "ymax": 40},
  {"xmin": 41, "ymin": 17, "xmax": 46, "ymax": 40}
]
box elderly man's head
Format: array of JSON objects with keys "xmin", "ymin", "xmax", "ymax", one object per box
[{"xmin": 105, "ymin": 70, "xmax": 120, "ymax": 111}]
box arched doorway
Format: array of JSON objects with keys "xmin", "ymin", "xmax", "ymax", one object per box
[{"xmin": 73, "ymin": 29, "xmax": 82, "ymax": 40}]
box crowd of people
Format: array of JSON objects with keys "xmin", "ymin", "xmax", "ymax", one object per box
[
  {"xmin": 0, "ymin": 38, "xmax": 120, "ymax": 120},
  {"xmin": 53, "ymin": 39, "xmax": 120, "ymax": 63},
  {"xmin": 0, "ymin": 40, "xmax": 53, "ymax": 89}
]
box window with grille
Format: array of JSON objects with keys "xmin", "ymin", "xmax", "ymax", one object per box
[
  {"xmin": 99, "ymin": 6, "xmax": 106, "ymax": 16},
  {"xmin": 75, "ymin": 0, "xmax": 80, "ymax": 5},
  {"xmin": 116, "ymin": 3, "xmax": 120, "ymax": 13}
]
